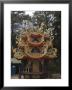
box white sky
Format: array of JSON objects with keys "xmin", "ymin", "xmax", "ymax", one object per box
[{"xmin": 25, "ymin": 11, "xmax": 35, "ymax": 16}]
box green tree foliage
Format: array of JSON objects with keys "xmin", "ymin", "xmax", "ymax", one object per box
[
  {"xmin": 11, "ymin": 11, "xmax": 61, "ymax": 74},
  {"xmin": 11, "ymin": 11, "xmax": 31, "ymax": 57},
  {"xmin": 32, "ymin": 11, "xmax": 61, "ymax": 74},
  {"xmin": 11, "ymin": 11, "xmax": 31, "ymax": 47}
]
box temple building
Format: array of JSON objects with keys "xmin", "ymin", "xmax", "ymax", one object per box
[{"xmin": 13, "ymin": 23, "xmax": 57, "ymax": 79}]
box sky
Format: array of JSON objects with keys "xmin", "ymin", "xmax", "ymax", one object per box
[{"xmin": 25, "ymin": 11, "xmax": 35, "ymax": 17}]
